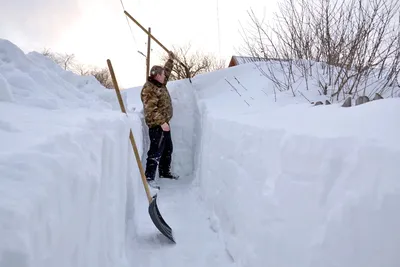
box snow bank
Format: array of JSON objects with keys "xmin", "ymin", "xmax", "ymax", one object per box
[
  {"xmin": 197, "ymin": 98, "xmax": 400, "ymax": 266},
  {"xmin": 126, "ymin": 58, "xmax": 400, "ymax": 266},
  {"xmin": 187, "ymin": 60, "xmax": 400, "ymax": 266},
  {"xmin": 193, "ymin": 61, "xmax": 400, "ymax": 117},
  {"xmin": 0, "ymin": 39, "xmax": 141, "ymax": 267},
  {"xmin": 0, "ymin": 38, "xmax": 127, "ymax": 110}
]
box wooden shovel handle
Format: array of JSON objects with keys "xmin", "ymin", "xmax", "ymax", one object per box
[{"xmin": 107, "ymin": 59, "xmax": 153, "ymax": 203}]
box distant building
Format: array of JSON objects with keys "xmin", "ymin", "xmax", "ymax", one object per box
[
  {"xmin": 228, "ymin": 56, "xmax": 270, "ymax": 67},
  {"xmin": 228, "ymin": 55, "xmax": 287, "ymax": 67}
]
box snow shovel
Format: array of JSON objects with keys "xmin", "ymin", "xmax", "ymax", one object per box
[{"xmin": 106, "ymin": 59, "xmax": 175, "ymax": 243}]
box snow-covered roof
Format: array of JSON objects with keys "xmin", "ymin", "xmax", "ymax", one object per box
[
  {"xmin": 232, "ymin": 56, "xmax": 270, "ymax": 64},
  {"xmin": 228, "ymin": 55, "xmax": 273, "ymax": 67}
]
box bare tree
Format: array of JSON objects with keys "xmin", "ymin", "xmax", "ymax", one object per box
[
  {"xmin": 160, "ymin": 43, "xmax": 225, "ymax": 81},
  {"xmin": 240, "ymin": 0, "xmax": 400, "ymax": 102},
  {"xmin": 41, "ymin": 48, "xmax": 113, "ymax": 89},
  {"xmin": 89, "ymin": 67, "xmax": 114, "ymax": 89},
  {"xmin": 41, "ymin": 48, "xmax": 78, "ymax": 72}
]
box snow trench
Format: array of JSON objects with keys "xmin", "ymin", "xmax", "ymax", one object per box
[
  {"xmin": 128, "ymin": 78, "xmax": 199, "ymax": 179},
  {"xmin": 195, "ymin": 100, "xmax": 400, "ymax": 267},
  {"xmin": 2, "ymin": 36, "xmax": 400, "ymax": 267},
  {"xmin": 141, "ymin": 73, "xmax": 400, "ymax": 267},
  {"xmin": 0, "ymin": 38, "xmax": 143, "ymax": 267},
  {"xmin": 0, "ymin": 110, "xmax": 144, "ymax": 267}
]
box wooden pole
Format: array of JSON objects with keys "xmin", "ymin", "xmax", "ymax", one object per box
[
  {"xmin": 124, "ymin": 10, "xmax": 169, "ymax": 52},
  {"xmin": 146, "ymin": 27, "xmax": 151, "ymax": 79},
  {"xmin": 106, "ymin": 59, "xmax": 153, "ymax": 203},
  {"xmin": 124, "ymin": 10, "xmax": 192, "ymax": 82}
]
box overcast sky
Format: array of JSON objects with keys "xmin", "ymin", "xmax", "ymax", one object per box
[{"xmin": 0, "ymin": 0, "xmax": 278, "ymax": 87}]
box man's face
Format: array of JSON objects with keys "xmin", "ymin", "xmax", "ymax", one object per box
[{"xmin": 156, "ymin": 70, "xmax": 165, "ymax": 83}]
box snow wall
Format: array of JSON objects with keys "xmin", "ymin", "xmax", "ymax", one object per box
[
  {"xmin": 0, "ymin": 39, "xmax": 142, "ymax": 267},
  {"xmin": 130, "ymin": 61, "xmax": 400, "ymax": 267},
  {"xmin": 196, "ymin": 98, "xmax": 400, "ymax": 266}
]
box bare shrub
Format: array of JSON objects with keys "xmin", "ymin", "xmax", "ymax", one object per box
[
  {"xmin": 41, "ymin": 48, "xmax": 113, "ymax": 89},
  {"xmin": 160, "ymin": 43, "xmax": 225, "ymax": 81},
  {"xmin": 240, "ymin": 0, "xmax": 400, "ymax": 102}
]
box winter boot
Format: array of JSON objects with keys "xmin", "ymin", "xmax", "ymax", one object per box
[
  {"xmin": 147, "ymin": 178, "xmax": 160, "ymax": 196},
  {"xmin": 159, "ymin": 170, "xmax": 179, "ymax": 180}
]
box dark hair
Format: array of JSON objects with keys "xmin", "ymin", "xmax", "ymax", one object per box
[{"xmin": 150, "ymin": 65, "xmax": 164, "ymax": 77}]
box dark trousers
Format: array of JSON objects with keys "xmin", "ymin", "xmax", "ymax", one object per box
[{"xmin": 145, "ymin": 126, "xmax": 173, "ymax": 180}]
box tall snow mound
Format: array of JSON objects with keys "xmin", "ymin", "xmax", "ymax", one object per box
[
  {"xmin": 193, "ymin": 61, "xmax": 399, "ymax": 116},
  {"xmin": 0, "ymin": 38, "xmax": 125, "ymax": 110},
  {"xmin": 0, "ymin": 39, "xmax": 141, "ymax": 267},
  {"xmin": 189, "ymin": 62, "xmax": 400, "ymax": 266}
]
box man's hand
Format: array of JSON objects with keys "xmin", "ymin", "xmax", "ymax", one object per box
[
  {"xmin": 168, "ymin": 51, "xmax": 175, "ymax": 60},
  {"xmin": 161, "ymin": 122, "xmax": 170, "ymax": 131}
]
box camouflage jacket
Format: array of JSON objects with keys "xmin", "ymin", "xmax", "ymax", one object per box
[{"xmin": 140, "ymin": 59, "xmax": 174, "ymax": 127}]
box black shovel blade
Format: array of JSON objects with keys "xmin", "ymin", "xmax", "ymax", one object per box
[{"xmin": 148, "ymin": 194, "xmax": 175, "ymax": 243}]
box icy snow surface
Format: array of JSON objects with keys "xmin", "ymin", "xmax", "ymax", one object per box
[{"xmin": 0, "ymin": 38, "xmax": 139, "ymax": 267}]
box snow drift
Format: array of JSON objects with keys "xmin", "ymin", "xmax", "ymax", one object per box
[
  {"xmin": 191, "ymin": 62, "xmax": 400, "ymax": 267},
  {"xmin": 0, "ymin": 39, "xmax": 141, "ymax": 267},
  {"xmin": 2, "ymin": 34, "xmax": 399, "ymax": 267}
]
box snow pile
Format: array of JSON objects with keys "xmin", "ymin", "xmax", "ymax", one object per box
[
  {"xmin": 0, "ymin": 38, "xmax": 126, "ymax": 110},
  {"xmin": 193, "ymin": 61, "xmax": 400, "ymax": 116},
  {"xmin": 191, "ymin": 62, "xmax": 400, "ymax": 266},
  {"xmin": 0, "ymin": 39, "xmax": 141, "ymax": 267}
]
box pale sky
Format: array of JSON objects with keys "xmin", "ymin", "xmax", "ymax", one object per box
[{"xmin": 0, "ymin": 0, "xmax": 278, "ymax": 88}]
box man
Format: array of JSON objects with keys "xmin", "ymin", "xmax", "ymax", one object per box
[{"xmin": 140, "ymin": 51, "xmax": 179, "ymax": 191}]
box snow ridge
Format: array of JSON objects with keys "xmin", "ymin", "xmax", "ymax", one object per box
[
  {"xmin": 0, "ymin": 39, "xmax": 142, "ymax": 267},
  {"xmin": 0, "ymin": 38, "xmax": 125, "ymax": 110},
  {"xmin": 195, "ymin": 95, "xmax": 400, "ymax": 266}
]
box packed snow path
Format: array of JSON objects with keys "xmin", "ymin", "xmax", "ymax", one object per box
[
  {"xmin": 125, "ymin": 78, "xmax": 236, "ymax": 266},
  {"xmin": 127, "ymin": 176, "xmax": 235, "ymax": 267}
]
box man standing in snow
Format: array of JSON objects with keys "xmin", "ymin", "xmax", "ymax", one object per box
[{"xmin": 140, "ymin": 51, "xmax": 179, "ymax": 190}]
